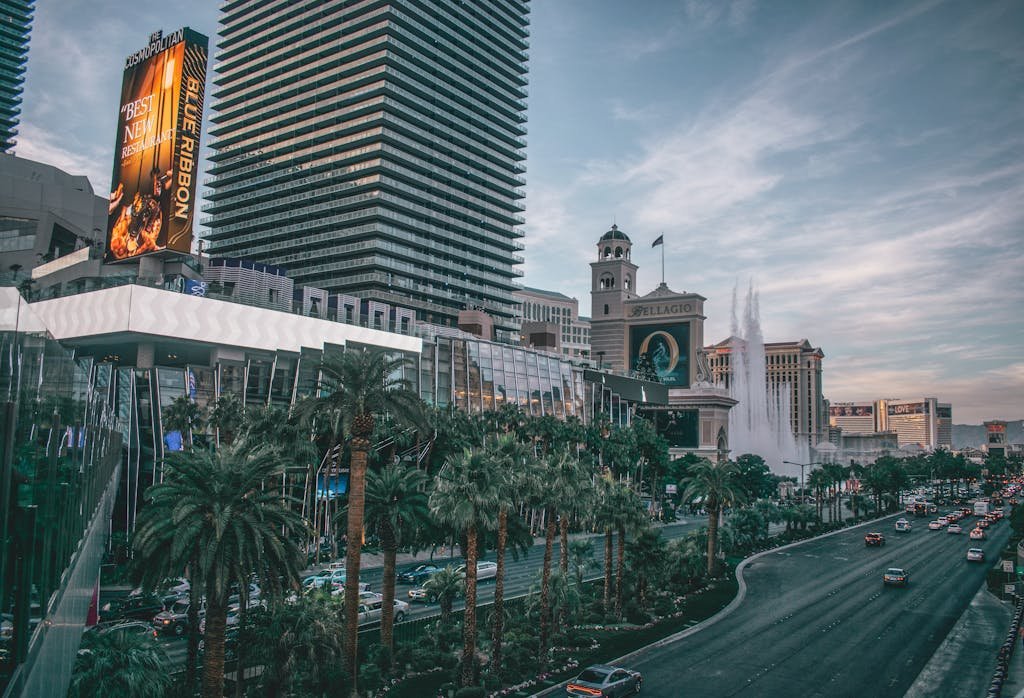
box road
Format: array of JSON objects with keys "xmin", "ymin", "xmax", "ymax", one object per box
[
  {"xmin": 143, "ymin": 518, "xmax": 708, "ymax": 668},
  {"xmin": 621, "ymin": 511, "xmax": 1011, "ymax": 698}
]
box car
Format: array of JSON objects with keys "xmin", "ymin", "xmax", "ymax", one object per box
[
  {"xmin": 99, "ymin": 594, "xmax": 166, "ymax": 623},
  {"xmin": 883, "ymin": 568, "xmax": 909, "ymax": 587},
  {"xmin": 329, "ymin": 570, "xmax": 371, "ymax": 591},
  {"xmin": 966, "ymin": 548, "xmax": 985, "ymax": 562},
  {"xmin": 567, "ymin": 664, "xmax": 643, "ymax": 697},
  {"xmin": 864, "ymin": 532, "xmax": 885, "ymax": 547},
  {"xmin": 302, "ymin": 570, "xmax": 333, "ymax": 587},
  {"xmin": 397, "ymin": 564, "xmax": 440, "ymax": 584},
  {"xmin": 978, "ymin": 519, "xmax": 991, "ymax": 529},
  {"xmin": 152, "ymin": 599, "xmax": 205, "ymax": 637},
  {"xmin": 456, "ymin": 560, "xmax": 498, "ymax": 581},
  {"xmin": 947, "ymin": 524, "xmax": 962, "ymax": 534},
  {"xmin": 357, "ymin": 598, "xmax": 410, "ymax": 625},
  {"xmin": 408, "ymin": 586, "xmax": 437, "ymax": 603},
  {"xmin": 970, "ymin": 528, "xmax": 985, "ymax": 540},
  {"xmin": 84, "ymin": 620, "xmax": 155, "ymax": 642},
  {"xmin": 937, "ymin": 516, "xmax": 950, "ymax": 525},
  {"xmin": 894, "ymin": 519, "xmax": 912, "ymax": 532},
  {"xmin": 928, "ymin": 520, "xmax": 943, "ymax": 530}
]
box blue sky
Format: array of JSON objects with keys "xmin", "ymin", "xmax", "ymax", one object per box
[{"xmin": 16, "ymin": 1, "xmax": 1024, "ymax": 423}]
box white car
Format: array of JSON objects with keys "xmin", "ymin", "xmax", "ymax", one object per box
[
  {"xmin": 358, "ymin": 598, "xmax": 409, "ymax": 625},
  {"xmin": 947, "ymin": 523, "xmax": 962, "ymax": 534},
  {"xmin": 966, "ymin": 548, "xmax": 985, "ymax": 562},
  {"xmin": 969, "ymin": 528, "xmax": 985, "ymax": 540},
  {"xmin": 895, "ymin": 519, "xmax": 912, "ymax": 532},
  {"xmin": 456, "ymin": 560, "xmax": 498, "ymax": 581},
  {"xmin": 928, "ymin": 520, "xmax": 943, "ymax": 530}
]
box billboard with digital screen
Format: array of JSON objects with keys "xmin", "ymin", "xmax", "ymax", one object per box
[
  {"xmin": 887, "ymin": 402, "xmax": 927, "ymax": 416},
  {"xmin": 105, "ymin": 28, "xmax": 208, "ymax": 263},
  {"xmin": 830, "ymin": 404, "xmax": 874, "ymax": 417},
  {"xmin": 629, "ymin": 322, "xmax": 690, "ymax": 386}
]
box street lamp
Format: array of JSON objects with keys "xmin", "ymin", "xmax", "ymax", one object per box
[{"xmin": 783, "ymin": 460, "xmax": 823, "ymax": 505}]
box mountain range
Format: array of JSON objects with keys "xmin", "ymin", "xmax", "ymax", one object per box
[{"xmin": 952, "ymin": 420, "xmax": 1023, "ymax": 449}]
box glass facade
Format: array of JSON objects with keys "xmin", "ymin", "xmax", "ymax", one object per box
[
  {"xmin": 203, "ymin": 0, "xmax": 529, "ymax": 334},
  {"xmin": 0, "ymin": 0, "xmax": 32, "ymax": 153}
]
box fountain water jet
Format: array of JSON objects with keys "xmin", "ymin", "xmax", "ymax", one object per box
[{"xmin": 725, "ymin": 283, "xmax": 805, "ymax": 478}]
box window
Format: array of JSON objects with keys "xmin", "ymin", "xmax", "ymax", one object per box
[{"xmin": 604, "ymin": 304, "xmax": 609, "ymax": 315}]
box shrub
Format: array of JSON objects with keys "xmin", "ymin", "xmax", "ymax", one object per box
[{"xmin": 454, "ymin": 687, "xmax": 486, "ymax": 698}]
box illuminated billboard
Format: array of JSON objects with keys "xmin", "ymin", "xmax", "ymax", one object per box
[
  {"xmin": 887, "ymin": 402, "xmax": 927, "ymax": 416},
  {"xmin": 105, "ymin": 28, "xmax": 208, "ymax": 263},
  {"xmin": 629, "ymin": 322, "xmax": 690, "ymax": 386},
  {"xmin": 830, "ymin": 404, "xmax": 873, "ymax": 417}
]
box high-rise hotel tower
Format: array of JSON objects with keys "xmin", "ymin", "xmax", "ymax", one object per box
[
  {"xmin": 0, "ymin": 0, "xmax": 33, "ymax": 153},
  {"xmin": 203, "ymin": 0, "xmax": 529, "ymax": 336}
]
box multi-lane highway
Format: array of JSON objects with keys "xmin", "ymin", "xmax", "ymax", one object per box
[{"xmin": 621, "ymin": 511, "xmax": 1012, "ymax": 698}]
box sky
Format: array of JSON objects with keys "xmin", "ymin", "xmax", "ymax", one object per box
[{"xmin": 15, "ymin": 0, "xmax": 1024, "ymax": 424}]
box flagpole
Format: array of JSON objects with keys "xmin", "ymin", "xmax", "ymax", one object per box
[{"xmin": 661, "ymin": 234, "xmax": 665, "ymax": 285}]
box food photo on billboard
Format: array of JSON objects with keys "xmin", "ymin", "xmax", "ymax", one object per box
[{"xmin": 105, "ymin": 28, "xmax": 208, "ymax": 263}]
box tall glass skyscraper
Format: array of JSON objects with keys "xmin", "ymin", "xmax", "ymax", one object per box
[
  {"xmin": 203, "ymin": 0, "xmax": 528, "ymax": 336},
  {"xmin": 0, "ymin": 0, "xmax": 33, "ymax": 153}
]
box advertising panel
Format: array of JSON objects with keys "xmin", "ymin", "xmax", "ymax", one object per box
[
  {"xmin": 887, "ymin": 402, "xmax": 926, "ymax": 416},
  {"xmin": 650, "ymin": 409, "xmax": 700, "ymax": 449},
  {"xmin": 629, "ymin": 322, "xmax": 690, "ymax": 386},
  {"xmin": 830, "ymin": 404, "xmax": 873, "ymax": 417},
  {"xmin": 105, "ymin": 28, "xmax": 208, "ymax": 263}
]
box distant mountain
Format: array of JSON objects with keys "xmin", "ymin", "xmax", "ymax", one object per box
[{"xmin": 953, "ymin": 420, "xmax": 1024, "ymax": 449}]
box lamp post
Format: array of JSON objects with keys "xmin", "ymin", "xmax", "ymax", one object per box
[{"xmin": 783, "ymin": 460, "xmax": 823, "ymax": 505}]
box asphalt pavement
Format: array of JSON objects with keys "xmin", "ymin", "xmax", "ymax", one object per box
[{"xmin": 553, "ymin": 511, "xmax": 1012, "ymax": 698}]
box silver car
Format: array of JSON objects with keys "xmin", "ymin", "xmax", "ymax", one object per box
[{"xmin": 567, "ymin": 664, "xmax": 642, "ymax": 697}]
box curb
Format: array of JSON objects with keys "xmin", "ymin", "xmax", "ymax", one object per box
[{"xmin": 530, "ymin": 512, "xmax": 900, "ymax": 697}]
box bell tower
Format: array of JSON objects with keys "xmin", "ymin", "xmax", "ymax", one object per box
[{"xmin": 590, "ymin": 224, "xmax": 638, "ymax": 371}]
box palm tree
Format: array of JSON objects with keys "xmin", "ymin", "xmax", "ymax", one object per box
[
  {"xmin": 568, "ymin": 538, "xmax": 596, "ymax": 589},
  {"xmin": 132, "ymin": 447, "xmax": 305, "ymax": 698},
  {"xmin": 594, "ymin": 479, "xmax": 618, "ymax": 612},
  {"xmin": 534, "ymin": 448, "xmax": 578, "ymax": 663},
  {"xmin": 609, "ymin": 483, "xmax": 647, "ymax": 617},
  {"xmin": 807, "ymin": 469, "xmax": 828, "ymax": 521},
  {"xmin": 68, "ymin": 631, "xmax": 170, "ymax": 698},
  {"xmin": 489, "ymin": 433, "xmax": 534, "ymax": 675},
  {"xmin": 429, "ymin": 448, "xmax": 499, "ymax": 687},
  {"xmin": 294, "ymin": 347, "xmax": 423, "ymax": 688},
  {"xmin": 423, "ymin": 565, "xmax": 462, "ymax": 626},
  {"xmin": 208, "ymin": 392, "xmax": 244, "ymax": 446},
  {"xmin": 162, "ymin": 394, "xmax": 204, "ymax": 451},
  {"xmin": 362, "ymin": 464, "xmax": 429, "ymax": 651},
  {"xmin": 679, "ymin": 459, "xmax": 747, "ymax": 577}
]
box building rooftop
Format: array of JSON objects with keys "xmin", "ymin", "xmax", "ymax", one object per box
[
  {"xmin": 518, "ymin": 286, "xmax": 576, "ymax": 302},
  {"xmin": 599, "ymin": 224, "xmax": 631, "ymax": 243}
]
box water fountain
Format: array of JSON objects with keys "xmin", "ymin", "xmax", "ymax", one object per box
[{"xmin": 725, "ymin": 283, "xmax": 806, "ymax": 478}]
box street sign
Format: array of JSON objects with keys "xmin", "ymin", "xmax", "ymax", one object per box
[
  {"xmin": 1006, "ymin": 584, "xmax": 1017, "ymax": 595},
  {"xmin": 666, "ymin": 484, "xmax": 677, "ymax": 494},
  {"xmin": 1003, "ymin": 560, "xmax": 1014, "ymax": 573}
]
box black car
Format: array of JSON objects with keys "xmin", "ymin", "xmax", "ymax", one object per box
[
  {"xmin": 397, "ymin": 564, "xmax": 440, "ymax": 584},
  {"xmin": 100, "ymin": 594, "xmax": 165, "ymax": 623}
]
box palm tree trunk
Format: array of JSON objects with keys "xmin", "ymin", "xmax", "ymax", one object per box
[
  {"xmin": 492, "ymin": 509, "xmax": 508, "ymax": 676},
  {"xmin": 559, "ymin": 514, "xmax": 569, "ymax": 576},
  {"xmin": 603, "ymin": 527, "xmax": 613, "ymax": 613},
  {"xmin": 344, "ymin": 438, "xmax": 369, "ymax": 693},
  {"xmin": 185, "ymin": 564, "xmax": 200, "ymax": 694},
  {"xmin": 235, "ymin": 586, "xmax": 249, "ymax": 698},
  {"xmin": 615, "ymin": 524, "xmax": 625, "ymax": 618},
  {"xmin": 380, "ymin": 521, "xmax": 397, "ymax": 652},
  {"xmin": 538, "ymin": 506, "xmax": 556, "ymax": 667},
  {"xmin": 706, "ymin": 504, "xmax": 719, "ymax": 577},
  {"xmin": 461, "ymin": 524, "xmax": 479, "ymax": 687},
  {"xmin": 201, "ymin": 598, "xmax": 228, "ymax": 698}
]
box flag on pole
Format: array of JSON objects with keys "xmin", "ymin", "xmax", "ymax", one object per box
[{"xmin": 652, "ymin": 234, "xmax": 664, "ymax": 247}]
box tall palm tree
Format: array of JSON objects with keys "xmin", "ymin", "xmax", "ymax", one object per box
[
  {"xmin": 807, "ymin": 469, "xmax": 828, "ymax": 521},
  {"xmin": 594, "ymin": 479, "xmax": 618, "ymax": 613},
  {"xmin": 429, "ymin": 448, "xmax": 499, "ymax": 687},
  {"xmin": 294, "ymin": 347, "xmax": 422, "ymax": 688},
  {"xmin": 489, "ymin": 433, "xmax": 534, "ymax": 675},
  {"xmin": 208, "ymin": 392, "xmax": 244, "ymax": 446},
  {"xmin": 162, "ymin": 394, "xmax": 204, "ymax": 451},
  {"xmin": 679, "ymin": 459, "xmax": 747, "ymax": 577},
  {"xmin": 568, "ymin": 538, "xmax": 596, "ymax": 589},
  {"xmin": 362, "ymin": 464, "xmax": 429, "ymax": 651},
  {"xmin": 132, "ymin": 447, "xmax": 305, "ymax": 698},
  {"xmin": 68, "ymin": 631, "xmax": 170, "ymax": 698},
  {"xmin": 609, "ymin": 483, "xmax": 647, "ymax": 617}
]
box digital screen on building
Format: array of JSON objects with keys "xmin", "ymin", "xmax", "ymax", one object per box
[
  {"xmin": 105, "ymin": 28, "xmax": 208, "ymax": 263},
  {"xmin": 629, "ymin": 322, "xmax": 690, "ymax": 386},
  {"xmin": 887, "ymin": 402, "xmax": 927, "ymax": 416},
  {"xmin": 650, "ymin": 409, "xmax": 700, "ymax": 449},
  {"xmin": 830, "ymin": 405, "xmax": 873, "ymax": 417}
]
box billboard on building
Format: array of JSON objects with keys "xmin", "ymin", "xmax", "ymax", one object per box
[
  {"xmin": 629, "ymin": 322, "xmax": 690, "ymax": 386},
  {"xmin": 887, "ymin": 401, "xmax": 927, "ymax": 416},
  {"xmin": 105, "ymin": 28, "xmax": 208, "ymax": 263}
]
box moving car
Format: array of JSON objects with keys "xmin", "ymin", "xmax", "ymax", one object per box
[
  {"xmin": 329, "ymin": 569, "xmax": 371, "ymax": 591},
  {"xmin": 947, "ymin": 523, "xmax": 963, "ymax": 534},
  {"xmin": 357, "ymin": 598, "xmax": 410, "ymax": 625},
  {"xmin": 894, "ymin": 519, "xmax": 912, "ymax": 532},
  {"xmin": 567, "ymin": 664, "xmax": 643, "ymax": 697},
  {"xmin": 397, "ymin": 564, "xmax": 440, "ymax": 584},
  {"xmin": 883, "ymin": 568, "xmax": 909, "ymax": 587},
  {"xmin": 970, "ymin": 528, "xmax": 985, "ymax": 540},
  {"xmin": 456, "ymin": 560, "xmax": 498, "ymax": 581},
  {"xmin": 864, "ymin": 532, "xmax": 885, "ymax": 547},
  {"xmin": 928, "ymin": 520, "xmax": 943, "ymax": 530},
  {"xmin": 966, "ymin": 548, "xmax": 985, "ymax": 562},
  {"xmin": 152, "ymin": 599, "xmax": 205, "ymax": 637},
  {"xmin": 99, "ymin": 594, "xmax": 166, "ymax": 623}
]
